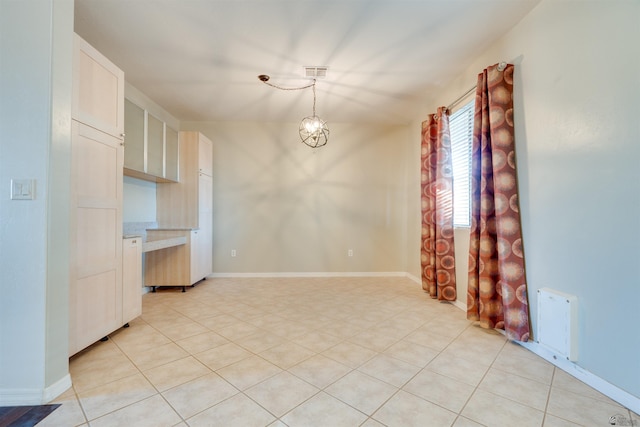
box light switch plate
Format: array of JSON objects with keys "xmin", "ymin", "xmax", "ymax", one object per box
[{"xmin": 11, "ymin": 179, "xmax": 35, "ymax": 200}]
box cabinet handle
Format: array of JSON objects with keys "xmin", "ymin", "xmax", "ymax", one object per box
[
  {"xmin": 120, "ymin": 133, "xmax": 126, "ymax": 137},
  {"xmin": 120, "ymin": 142, "xmax": 125, "ymax": 146}
]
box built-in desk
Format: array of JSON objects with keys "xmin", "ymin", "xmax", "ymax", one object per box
[
  {"xmin": 142, "ymin": 236, "xmax": 187, "ymax": 253},
  {"xmin": 143, "ymin": 228, "xmax": 199, "ymax": 292}
]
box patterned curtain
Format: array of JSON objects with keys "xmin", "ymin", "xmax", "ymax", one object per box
[
  {"xmin": 421, "ymin": 107, "xmax": 456, "ymax": 301},
  {"xmin": 467, "ymin": 63, "xmax": 530, "ymax": 341}
]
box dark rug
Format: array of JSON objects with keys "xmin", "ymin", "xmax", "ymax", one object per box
[{"xmin": 0, "ymin": 405, "xmax": 61, "ymax": 427}]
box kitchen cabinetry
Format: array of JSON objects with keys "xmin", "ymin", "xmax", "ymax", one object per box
[
  {"xmin": 150, "ymin": 131, "xmax": 213, "ymax": 289},
  {"xmin": 72, "ymin": 34, "xmax": 124, "ymax": 139},
  {"xmin": 144, "ymin": 229, "xmax": 197, "ymax": 291},
  {"xmin": 69, "ymin": 120, "xmax": 123, "ymax": 356},
  {"xmin": 157, "ymin": 131, "xmax": 212, "ymax": 228},
  {"xmin": 69, "ymin": 34, "xmax": 138, "ymax": 356},
  {"xmin": 123, "ymin": 98, "xmax": 179, "ymax": 183},
  {"xmin": 122, "ymin": 237, "xmax": 142, "ymax": 323}
]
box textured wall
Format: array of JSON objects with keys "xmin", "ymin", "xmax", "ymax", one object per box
[{"xmin": 182, "ymin": 121, "xmax": 411, "ymax": 274}]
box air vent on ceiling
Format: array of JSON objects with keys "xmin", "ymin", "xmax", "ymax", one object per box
[{"xmin": 304, "ymin": 66, "xmax": 328, "ymax": 79}]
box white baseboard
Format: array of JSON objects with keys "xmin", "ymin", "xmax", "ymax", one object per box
[
  {"xmin": 0, "ymin": 373, "xmax": 72, "ymax": 405},
  {"xmin": 208, "ymin": 271, "xmax": 410, "ymax": 278},
  {"xmin": 518, "ymin": 340, "xmax": 640, "ymax": 414},
  {"xmin": 451, "ymin": 299, "xmax": 466, "ymax": 311},
  {"xmin": 406, "ymin": 273, "xmax": 421, "ymax": 284}
]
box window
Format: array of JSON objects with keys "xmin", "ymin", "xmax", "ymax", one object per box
[{"xmin": 450, "ymin": 100, "xmax": 474, "ymax": 228}]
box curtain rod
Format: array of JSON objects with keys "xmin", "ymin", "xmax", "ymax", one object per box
[
  {"xmin": 446, "ymin": 61, "xmax": 507, "ymax": 112},
  {"xmin": 446, "ymin": 85, "xmax": 476, "ymax": 112}
]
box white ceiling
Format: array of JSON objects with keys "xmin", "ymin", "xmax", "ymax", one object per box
[{"xmin": 74, "ymin": 0, "xmax": 540, "ymax": 125}]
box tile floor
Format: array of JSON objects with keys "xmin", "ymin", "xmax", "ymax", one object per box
[{"xmin": 39, "ymin": 277, "xmax": 636, "ymax": 426}]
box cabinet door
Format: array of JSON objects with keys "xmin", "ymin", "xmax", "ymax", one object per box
[
  {"xmin": 72, "ymin": 34, "xmax": 124, "ymax": 138},
  {"xmin": 198, "ymin": 212, "xmax": 213, "ymax": 280},
  {"xmin": 190, "ymin": 230, "xmax": 200, "ymax": 284},
  {"xmin": 198, "ymin": 134, "xmax": 213, "ymax": 176},
  {"xmin": 69, "ymin": 121, "xmax": 123, "ymax": 356},
  {"xmin": 165, "ymin": 125, "xmax": 179, "ymax": 182},
  {"xmin": 122, "ymin": 237, "xmax": 142, "ymax": 324},
  {"xmin": 124, "ymin": 99, "xmax": 145, "ymax": 173},
  {"xmin": 198, "ymin": 172, "xmax": 213, "ymax": 215},
  {"xmin": 147, "ymin": 113, "xmax": 164, "ymax": 177}
]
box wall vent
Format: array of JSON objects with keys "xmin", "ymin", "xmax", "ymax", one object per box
[
  {"xmin": 537, "ymin": 288, "xmax": 578, "ymax": 361},
  {"xmin": 304, "ymin": 66, "xmax": 328, "ymax": 79}
]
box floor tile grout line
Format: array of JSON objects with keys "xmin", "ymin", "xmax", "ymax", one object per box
[
  {"xmin": 68, "ymin": 277, "xmax": 634, "ymax": 426},
  {"xmin": 453, "ymin": 335, "xmax": 510, "ymax": 426}
]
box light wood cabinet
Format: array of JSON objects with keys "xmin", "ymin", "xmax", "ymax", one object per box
[
  {"xmin": 123, "ymin": 99, "xmax": 144, "ymax": 171},
  {"xmin": 72, "ymin": 34, "xmax": 124, "ymax": 139},
  {"xmin": 123, "ymin": 99, "xmax": 179, "ymax": 183},
  {"xmin": 122, "ymin": 237, "xmax": 142, "ymax": 324},
  {"xmin": 69, "ymin": 120, "xmax": 124, "ymax": 356},
  {"xmin": 146, "ymin": 113, "xmax": 164, "ymax": 177},
  {"xmin": 198, "ymin": 135, "xmax": 213, "ymax": 176},
  {"xmin": 151, "ymin": 131, "xmax": 213, "ymax": 288},
  {"xmin": 70, "ymin": 33, "xmax": 137, "ymax": 356},
  {"xmin": 165, "ymin": 126, "xmax": 179, "ymax": 182},
  {"xmin": 144, "ymin": 229, "xmax": 193, "ymax": 291},
  {"xmin": 156, "ymin": 131, "xmax": 212, "ymax": 228}
]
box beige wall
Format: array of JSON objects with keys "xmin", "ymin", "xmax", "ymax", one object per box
[{"xmin": 181, "ymin": 121, "xmax": 411, "ymax": 274}]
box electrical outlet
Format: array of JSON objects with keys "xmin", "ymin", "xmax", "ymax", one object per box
[
  {"xmin": 348, "ymin": 249, "xmax": 353, "ymax": 257},
  {"xmin": 231, "ymin": 249, "xmax": 237, "ymax": 257}
]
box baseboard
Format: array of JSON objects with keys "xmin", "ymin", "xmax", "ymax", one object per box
[
  {"xmin": 451, "ymin": 299, "xmax": 466, "ymax": 311},
  {"xmin": 406, "ymin": 272, "xmax": 421, "ymax": 284},
  {"xmin": 0, "ymin": 374, "xmax": 71, "ymax": 406},
  {"xmin": 518, "ymin": 340, "xmax": 640, "ymax": 414},
  {"xmin": 207, "ymin": 271, "xmax": 410, "ymax": 278}
]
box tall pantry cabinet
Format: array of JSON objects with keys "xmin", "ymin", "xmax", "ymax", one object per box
[
  {"xmin": 69, "ymin": 34, "xmax": 139, "ymax": 356},
  {"xmin": 154, "ymin": 131, "xmax": 213, "ymax": 284}
]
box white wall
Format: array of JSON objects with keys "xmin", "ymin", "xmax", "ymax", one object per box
[
  {"xmin": 182, "ymin": 121, "xmax": 411, "ymax": 274},
  {"xmin": 0, "ymin": 0, "xmax": 73, "ymax": 403},
  {"xmin": 412, "ymin": 0, "xmax": 640, "ymax": 400},
  {"xmin": 123, "ymin": 176, "xmax": 157, "ymax": 222}
]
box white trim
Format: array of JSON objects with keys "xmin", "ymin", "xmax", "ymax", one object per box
[
  {"xmin": 406, "ymin": 273, "xmax": 421, "ymax": 284},
  {"xmin": 0, "ymin": 374, "xmax": 71, "ymax": 405},
  {"xmin": 518, "ymin": 340, "xmax": 640, "ymax": 414},
  {"xmin": 207, "ymin": 272, "xmax": 409, "ymax": 279},
  {"xmin": 451, "ymin": 299, "xmax": 466, "ymax": 311}
]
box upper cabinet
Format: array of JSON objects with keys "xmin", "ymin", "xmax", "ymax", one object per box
[
  {"xmin": 123, "ymin": 98, "xmax": 179, "ymax": 183},
  {"xmin": 123, "ymin": 99, "xmax": 144, "ymax": 171},
  {"xmin": 165, "ymin": 126, "xmax": 179, "ymax": 182},
  {"xmin": 198, "ymin": 135, "xmax": 213, "ymax": 177},
  {"xmin": 72, "ymin": 34, "xmax": 124, "ymax": 139}
]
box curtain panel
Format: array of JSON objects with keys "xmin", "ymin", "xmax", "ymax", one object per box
[
  {"xmin": 421, "ymin": 107, "xmax": 456, "ymax": 301},
  {"xmin": 467, "ymin": 63, "xmax": 530, "ymax": 341}
]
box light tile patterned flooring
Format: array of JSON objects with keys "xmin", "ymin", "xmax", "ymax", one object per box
[{"xmin": 40, "ymin": 277, "xmax": 636, "ymax": 426}]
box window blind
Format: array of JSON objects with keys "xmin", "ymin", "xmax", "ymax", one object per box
[{"xmin": 449, "ymin": 100, "xmax": 474, "ymax": 228}]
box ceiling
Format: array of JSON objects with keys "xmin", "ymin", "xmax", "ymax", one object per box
[{"xmin": 74, "ymin": 0, "xmax": 540, "ymax": 125}]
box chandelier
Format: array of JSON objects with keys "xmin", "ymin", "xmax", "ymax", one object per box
[{"xmin": 258, "ymin": 74, "xmax": 329, "ymax": 148}]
